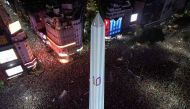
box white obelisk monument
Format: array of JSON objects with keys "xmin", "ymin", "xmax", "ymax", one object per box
[{"xmin": 89, "ymin": 13, "xmax": 105, "ymax": 109}]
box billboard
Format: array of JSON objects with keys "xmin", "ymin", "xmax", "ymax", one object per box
[
  {"xmin": 104, "ymin": 17, "xmax": 122, "ymax": 36},
  {"xmin": 8, "ymin": 21, "xmax": 22, "ymax": 34},
  {"xmin": 0, "ymin": 49, "xmax": 18, "ymax": 64},
  {"xmin": 104, "ymin": 19, "xmax": 110, "ymax": 36},
  {"xmin": 110, "ymin": 17, "xmax": 122, "ymax": 36}
]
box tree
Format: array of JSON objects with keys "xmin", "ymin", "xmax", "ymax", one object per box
[
  {"xmin": 84, "ymin": 0, "xmax": 98, "ymax": 44},
  {"xmin": 87, "ymin": 0, "xmax": 98, "ymax": 12}
]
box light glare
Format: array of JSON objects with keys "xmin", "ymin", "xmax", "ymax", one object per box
[
  {"xmin": 59, "ymin": 58, "xmax": 69, "ymax": 64},
  {"xmin": 47, "ymin": 37, "xmax": 76, "ymax": 48}
]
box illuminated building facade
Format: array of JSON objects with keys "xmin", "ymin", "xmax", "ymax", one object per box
[
  {"xmin": 0, "ymin": 18, "xmax": 36, "ymax": 79},
  {"xmin": 44, "ymin": 2, "xmax": 83, "ymax": 59},
  {"xmin": 0, "ymin": 19, "xmax": 22, "ymax": 79},
  {"xmin": 100, "ymin": 0, "xmax": 188, "ymax": 36},
  {"xmin": 100, "ymin": 0, "xmax": 132, "ymax": 38},
  {"xmin": 9, "ymin": 21, "xmax": 37, "ymax": 69},
  {"xmin": 29, "ymin": 11, "xmax": 47, "ymax": 43}
]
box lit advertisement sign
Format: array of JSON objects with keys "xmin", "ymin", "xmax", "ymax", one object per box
[
  {"xmin": 104, "ymin": 19, "xmax": 110, "ymax": 36},
  {"xmin": 118, "ymin": 18, "xmax": 122, "ymax": 29},
  {"xmin": 130, "ymin": 13, "xmax": 138, "ymax": 22},
  {"xmin": 110, "ymin": 17, "xmax": 122, "ymax": 36},
  {"xmin": 5, "ymin": 65, "xmax": 23, "ymax": 77},
  {"xmin": 0, "ymin": 49, "xmax": 18, "ymax": 64},
  {"xmin": 8, "ymin": 21, "xmax": 22, "ymax": 34}
]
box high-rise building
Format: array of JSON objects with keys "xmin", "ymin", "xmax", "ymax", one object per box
[
  {"xmin": 0, "ymin": 18, "xmax": 22, "ymax": 80},
  {"xmin": 100, "ymin": 0, "xmax": 187, "ymax": 35},
  {"xmin": 137, "ymin": 0, "xmax": 187, "ymax": 27},
  {"xmin": 43, "ymin": 1, "xmax": 83, "ymax": 60},
  {"xmin": 9, "ymin": 21, "xmax": 37, "ymax": 69},
  {"xmin": 0, "ymin": 18, "xmax": 36, "ymax": 79},
  {"xmin": 27, "ymin": 0, "xmax": 84, "ymax": 63},
  {"xmin": 99, "ymin": 0, "xmax": 132, "ymax": 38}
]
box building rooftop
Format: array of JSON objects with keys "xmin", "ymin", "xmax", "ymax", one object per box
[
  {"xmin": 100, "ymin": 0, "xmax": 132, "ymax": 19},
  {"xmin": 45, "ymin": 2, "xmax": 83, "ymax": 30},
  {"xmin": 0, "ymin": 18, "xmax": 12, "ymax": 47},
  {"xmin": 46, "ymin": 0, "xmax": 82, "ymax": 20},
  {"xmin": 0, "ymin": 27, "xmax": 11, "ymax": 47}
]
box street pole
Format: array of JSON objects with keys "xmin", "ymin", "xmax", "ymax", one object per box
[{"xmin": 89, "ymin": 13, "xmax": 105, "ymax": 109}]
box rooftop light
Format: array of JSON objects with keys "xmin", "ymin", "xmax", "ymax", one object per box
[{"xmin": 9, "ymin": 21, "xmax": 22, "ymax": 34}]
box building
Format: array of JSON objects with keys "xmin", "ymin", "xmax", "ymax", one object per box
[
  {"xmin": 9, "ymin": 21, "xmax": 37, "ymax": 69},
  {"xmin": 0, "ymin": 17, "xmax": 36, "ymax": 79},
  {"xmin": 131, "ymin": 0, "xmax": 146, "ymax": 25},
  {"xmin": 29, "ymin": 11, "xmax": 47, "ymax": 43},
  {"xmin": 32, "ymin": 2, "xmax": 83, "ymax": 59},
  {"xmin": 100, "ymin": 0, "xmax": 132, "ymax": 38},
  {"xmin": 0, "ymin": 18, "xmax": 22, "ymax": 80},
  {"xmin": 135, "ymin": 0, "xmax": 187, "ymax": 27},
  {"xmin": 28, "ymin": 0, "xmax": 84, "ymax": 62},
  {"xmin": 99, "ymin": 0, "xmax": 188, "ymax": 37}
]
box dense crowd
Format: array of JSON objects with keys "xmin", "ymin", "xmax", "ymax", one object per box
[{"xmin": 1, "ymin": 2, "xmax": 190, "ymax": 109}]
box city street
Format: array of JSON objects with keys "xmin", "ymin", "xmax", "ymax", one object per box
[
  {"xmin": 0, "ymin": 1, "xmax": 190, "ymax": 109},
  {"xmin": 0, "ymin": 27, "xmax": 190, "ymax": 109}
]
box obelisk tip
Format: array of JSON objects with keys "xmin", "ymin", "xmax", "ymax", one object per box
[{"xmin": 92, "ymin": 13, "xmax": 104, "ymax": 27}]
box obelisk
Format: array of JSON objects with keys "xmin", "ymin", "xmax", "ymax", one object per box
[{"xmin": 89, "ymin": 13, "xmax": 105, "ymax": 109}]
